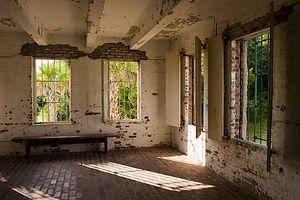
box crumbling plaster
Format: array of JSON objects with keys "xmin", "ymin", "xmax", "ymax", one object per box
[
  {"xmin": 0, "ymin": 0, "xmax": 299, "ymax": 199},
  {"xmin": 20, "ymin": 0, "xmax": 89, "ymax": 35},
  {"xmin": 0, "ymin": 32, "xmax": 172, "ymax": 155},
  {"xmin": 0, "ymin": 6, "xmax": 21, "ymax": 32},
  {"xmin": 170, "ymin": 2, "xmax": 300, "ymax": 200},
  {"xmin": 99, "ymin": 0, "xmax": 160, "ymax": 38}
]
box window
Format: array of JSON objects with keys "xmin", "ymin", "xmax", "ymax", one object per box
[
  {"xmin": 34, "ymin": 59, "xmax": 70, "ymax": 123},
  {"xmin": 107, "ymin": 61, "xmax": 140, "ymax": 121},
  {"xmin": 230, "ymin": 31, "xmax": 270, "ymax": 145},
  {"xmin": 201, "ymin": 52, "xmax": 204, "ymax": 128},
  {"xmin": 185, "ymin": 52, "xmax": 205, "ymax": 128},
  {"xmin": 185, "ymin": 55, "xmax": 195, "ymax": 125},
  {"xmin": 246, "ymin": 33, "xmax": 270, "ymax": 144}
]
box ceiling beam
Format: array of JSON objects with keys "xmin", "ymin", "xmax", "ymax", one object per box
[
  {"xmin": 130, "ymin": 0, "xmax": 196, "ymax": 49},
  {"xmin": 0, "ymin": 0, "xmax": 47, "ymax": 45},
  {"xmin": 86, "ymin": 0, "xmax": 105, "ymax": 48}
]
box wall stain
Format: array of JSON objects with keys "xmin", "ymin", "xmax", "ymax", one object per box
[
  {"xmin": 157, "ymin": 30, "xmax": 177, "ymax": 38},
  {"xmin": 166, "ymin": 14, "xmax": 202, "ymax": 29},
  {"xmin": 276, "ymin": 104, "xmax": 286, "ymax": 111},
  {"xmin": 206, "ymin": 149, "xmax": 212, "ymax": 154},
  {"xmin": 85, "ymin": 111, "xmax": 101, "ymax": 115},
  {"xmin": 71, "ymin": 119, "xmax": 77, "ymax": 124},
  {"xmin": 126, "ymin": 26, "xmax": 138, "ymax": 38},
  {"xmin": 52, "ymin": 27, "xmax": 62, "ymax": 32},
  {"xmin": 0, "ymin": 18, "xmax": 16, "ymax": 27},
  {"xmin": 69, "ymin": 0, "xmax": 81, "ymax": 3}
]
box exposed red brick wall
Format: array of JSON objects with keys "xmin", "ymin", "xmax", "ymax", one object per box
[
  {"xmin": 88, "ymin": 42, "xmax": 148, "ymax": 60},
  {"xmin": 188, "ymin": 56, "xmax": 194, "ymax": 125},
  {"xmin": 230, "ymin": 41, "xmax": 242, "ymax": 138},
  {"xmin": 20, "ymin": 43, "xmax": 86, "ymax": 59},
  {"xmin": 20, "ymin": 42, "xmax": 148, "ymax": 61},
  {"xmin": 184, "ymin": 56, "xmax": 194, "ymax": 125}
]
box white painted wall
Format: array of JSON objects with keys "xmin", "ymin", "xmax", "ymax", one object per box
[
  {"xmin": 170, "ymin": 2, "xmax": 300, "ymax": 200},
  {"xmin": 0, "ymin": 32, "xmax": 172, "ymax": 155},
  {"xmin": 165, "ymin": 51, "xmax": 181, "ymax": 127},
  {"xmin": 0, "ymin": 0, "xmax": 299, "ymax": 199}
]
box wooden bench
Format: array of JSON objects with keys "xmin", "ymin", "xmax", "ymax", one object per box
[{"xmin": 11, "ymin": 133, "xmax": 119, "ymax": 157}]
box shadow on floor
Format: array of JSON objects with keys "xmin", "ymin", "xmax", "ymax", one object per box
[{"xmin": 0, "ymin": 147, "xmax": 258, "ymax": 200}]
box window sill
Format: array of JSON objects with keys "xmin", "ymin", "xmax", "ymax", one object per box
[
  {"xmin": 34, "ymin": 122, "xmax": 72, "ymax": 126},
  {"xmin": 230, "ymin": 138, "xmax": 267, "ymax": 150},
  {"xmin": 104, "ymin": 119, "xmax": 143, "ymax": 124}
]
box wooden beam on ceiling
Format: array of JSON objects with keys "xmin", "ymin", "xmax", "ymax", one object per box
[
  {"xmin": 130, "ymin": 0, "xmax": 197, "ymax": 49},
  {"xmin": 0, "ymin": 0, "xmax": 47, "ymax": 45},
  {"xmin": 86, "ymin": 0, "xmax": 105, "ymax": 48}
]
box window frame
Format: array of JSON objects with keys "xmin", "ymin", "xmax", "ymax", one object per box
[
  {"xmin": 229, "ymin": 28, "xmax": 271, "ymax": 146},
  {"xmin": 102, "ymin": 59, "xmax": 141, "ymax": 123},
  {"xmin": 245, "ymin": 32, "xmax": 270, "ymax": 145},
  {"xmin": 32, "ymin": 57, "xmax": 71, "ymax": 125},
  {"xmin": 184, "ymin": 51, "xmax": 206, "ymax": 130}
]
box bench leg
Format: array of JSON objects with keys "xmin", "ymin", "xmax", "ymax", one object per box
[
  {"xmin": 26, "ymin": 141, "xmax": 30, "ymax": 158},
  {"xmin": 104, "ymin": 137, "xmax": 108, "ymax": 153}
]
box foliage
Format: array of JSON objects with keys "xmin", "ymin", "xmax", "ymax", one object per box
[
  {"xmin": 56, "ymin": 90, "xmax": 70, "ymax": 121},
  {"xmin": 109, "ymin": 61, "xmax": 137, "ymax": 80},
  {"xmin": 201, "ymin": 52, "xmax": 204, "ymax": 125},
  {"xmin": 36, "ymin": 60, "xmax": 69, "ymax": 83},
  {"xmin": 35, "ymin": 59, "xmax": 70, "ymax": 122},
  {"xmin": 246, "ymin": 33, "xmax": 270, "ymax": 142},
  {"xmin": 109, "ymin": 61, "xmax": 138, "ymax": 120},
  {"xmin": 36, "ymin": 95, "xmax": 47, "ymax": 113},
  {"xmin": 118, "ymin": 83, "xmax": 137, "ymax": 119}
]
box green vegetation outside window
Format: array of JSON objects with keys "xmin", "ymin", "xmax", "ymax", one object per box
[
  {"xmin": 246, "ymin": 33, "xmax": 270, "ymax": 145},
  {"xmin": 108, "ymin": 61, "xmax": 139, "ymax": 120},
  {"xmin": 34, "ymin": 59, "xmax": 70, "ymax": 123}
]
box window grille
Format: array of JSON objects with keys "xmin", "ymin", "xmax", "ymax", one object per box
[
  {"xmin": 246, "ymin": 33, "xmax": 270, "ymax": 144},
  {"xmin": 34, "ymin": 59, "xmax": 70, "ymax": 123},
  {"xmin": 108, "ymin": 61, "xmax": 139, "ymax": 120}
]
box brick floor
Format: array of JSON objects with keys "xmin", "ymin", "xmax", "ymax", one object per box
[{"xmin": 0, "ymin": 147, "xmax": 257, "ymax": 200}]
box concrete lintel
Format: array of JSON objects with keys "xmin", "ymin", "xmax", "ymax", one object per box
[
  {"xmin": 86, "ymin": 0, "xmax": 105, "ymax": 48},
  {"xmin": 0, "ymin": 0, "xmax": 47, "ymax": 45},
  {"xmin": 130, "ymin": 0, "xmax": 197, "ymax": 49}
]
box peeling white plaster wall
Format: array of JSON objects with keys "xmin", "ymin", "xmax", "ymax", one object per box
[
  {"xmin": 170, "ymin": 2, "xmax": 300, "ymax": 200},
  {"xmin": 0, "ymin": 32, "xmax": 171, "ymax": 155}
]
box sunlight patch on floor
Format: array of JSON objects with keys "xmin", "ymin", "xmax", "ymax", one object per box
[
  {"xmin": 80, "ymin": 162, "xmax": 214, "ymax": 191},
  {"xmin": 12, "ymin": 186, "xmax": 58, "ymax": 200},
  {"xmin": 158, "ymin": 155, "xmax": 202, "ymax": 165}
]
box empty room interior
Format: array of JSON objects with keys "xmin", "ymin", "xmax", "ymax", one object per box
[{"xmin": 0, "ymin": 0, "xmax": 299, "ymax": 199}]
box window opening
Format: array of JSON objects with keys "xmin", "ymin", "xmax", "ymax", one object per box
[
  {"xmin": 185, "ymin": 52, "xmax": 204, "ymax": 128},
  {"xmin": 246, "ymin": 33, "xmax": 270, "ymax": 144},
  {"xmin": 185, "ymin": 56, "xmax": 194, "ymax": 125},
  {"xmin": 109, "ymin": 61, "xmax": 139, "ymax": 120},
  {"xmin": 35, "ymin": 59, "xmax": 70, "ymax": 123},
  {"xmin": 201, "ymin": 52, "xmax": 204, "ymax": 128}
]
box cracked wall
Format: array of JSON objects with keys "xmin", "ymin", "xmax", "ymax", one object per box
[
  {"xmin": 170, "ymin": 2, "xmax": 300, "ymax": 200},
  {"xmin": 0, "ymin": 32, "xmax": 171, "ymax": 155}
]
